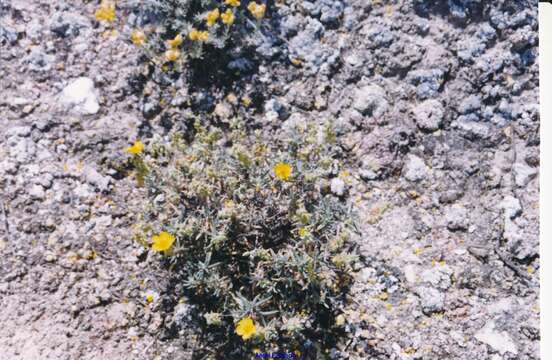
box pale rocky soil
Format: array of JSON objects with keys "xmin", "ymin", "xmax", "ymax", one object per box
[{"xmin": 0, "ymin": 0, "xmax": 539, "ymax": 359}]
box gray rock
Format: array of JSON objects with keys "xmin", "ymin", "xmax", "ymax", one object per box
[
  {"xmin": 344, "ymin": 53, "xmax": 363, "ymax": 67},
  {"xmin": 509, "ymin": 237, "xmax": 538, "ymax": 261},
  {"xmin": 513, "ymin": 162, "xmax": 537, "ymax": 187},
  {"xmin": 106, "ymin": 303, "xmax": 130, "ymax": 329},
  {"xmin": 421, "ymin": 266, "xmax": 453, "ymax": 290},
  {"xmin": 439, "ymin": 189, "xmax": 464, "ymax": 204},
  {"xmin": 330, "ymin": 177, "xmax": 346, "ymax": 196},
  {"xmin": 359, "ymin": 168, "xmax": 378, "ymax": 181},
  {"xmin": 172, "ymin": 302, "xmax": 194, "ymax": 330},
  {"xmin": 362, "ymin": 24, "xmax": 395, "ymax": 49},
  {"xmin": 213, "ymin": 102, "xmax": 232, "ymax": 120},
  {"xmin": 320, "ymin": 1, "xmax": 344, "ymax": 25},
  {"xmin": 448, "ymin": 0, "xmax": 482, "ymax": 22},
  {"xmin": 255, "ymin": 34, "xmax": 280, "ymax": 59},
  {"xmin": 458, "ymin": 95, "xmax": 481, "ymax": 114},
  {"xmin": 264, "ymin": 98, "xmax": 288, "ymax": 122},
  {"xmin": 352, "ymin": 85, "xmax": 388, "ymax": 117},
  {"xmin": 416, "ymin": 286, "xmax": 445, "ymax": 314},
  {"xmin": 413, "ymin": 99, "xmax": 444, "ymax": 131},
  {"xmin": 408, "ymin": 69, "xmax": 446, "ymax": 99},
  {"xmin": 6, "ymin": 126, "xmax": 32, "ymax": 137},
  {"xmin": 94, "ymin": 215, "xmax": 113, "ymax": 228},
  {"xmin": 35, "ymin": 173, "xmax": 54, "ymax": 189},
  {"xmin": 25, "ymin": 19, "xmax": 44, "ymax": 41},
  {"xmin": 357, "ymin": 267, "xmax": 375, "ymax": 283},
  {"xmin": 456, "ymin": 24, "xmax": 496, "ymax": 62},
  {"xmin": 474, "ymin": 321, "xmax": 518, "ymax": 355},
  {"xmin": 8, "ymin": 137, "xmax": 36, "ymax": 163},
  {"xmin": 141, "ymin": 100, "xmax": 161, "ymax": 119},
  {"xmin": 60, "ymin": 77, "xmax": 100, "ymax": 115},
  {"xmin": 24, "ymin": 48, "xmax": 55, "ymax": 72},
  {"xmin": 228, "ymin": 58, "xmax": 254, "ymax": 72},
  {"xmin": 499, "ymin": 195, "xmax": 522, "ymax": 220},
  {"xmin": 281, "ymin": 15, "xmax": 302, "ymax": 37},
  {"xmin": 281, "ymin": 113, "xmax": 307, "ymax": 135},
  {"xmin": 49, "ymin": 12, "xmax": 90, "ymax": 38},
  {"xmin": 0, "ymin": 160, "xmax": 18, "ymax": 175},
  {"xmin": 0, "ymin": 25, "xmax": 18, "ymax": 45},
  {"xmin": 287, "ymin": 17, "xmax": 340, "ymax": 75},
  {"xmin": 403, "ymin": 155, "xmax": 430, "ymax": 182},
  {"xmin": 29, "ymin": 184, "xmax": 46, "ymax": 200},
  {"xmin": 445, "ymin": 206, "xmax": 469, "ymax": 231},
  {"xmin": 403, "ymin": 265, "xmax": 418, "ymax": 284},
  {"xmin": 84, "ymin": 167, "xmax": 110, "ymax": 192},
  {"xmin": 302, "ymin": 0, "xmax": 344, "ymax": 25},
  {"xmin": 453, "ymin": 117, "xmax": 490, "ymax": 140}
]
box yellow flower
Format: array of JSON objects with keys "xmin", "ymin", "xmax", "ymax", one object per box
[
  {"xmin": 166, "ymin": 34, "xmax": 183, "ymax": 48},
  {"xmin": 165, "ymin": 48, "xmax": 181, "ymax": 62},
  {"xmin": 242, "ymin": 96, "xmax": 252, "ymax": 107},
  {"xmin": 144, "ymin": 290, "xmax": 159, "ymax": 304},
  {"xmin": 247, "ymin": 2, "xmax": 266, "ymax": 20},
  {"xmin": 151, "ymin": 231, "xmax": 175, "ymax": 252},
  {"xmin": 221, "ymin": 9, "xmax": 235, "ymax": 25},
  {"xmin": 274, "ymin": 162, "xmax": 292, "ymax": 181},
  {"xmin": 225, "ymin": 0, "xmax": 241, "ymax": 7},
  {"xmin": 298, "ymin": 228, "xmax": 309, "ymax": 238},
  {"xmin": 206, "ymin": 8, "xmax": 220, "ymax": 27},
  {"xmin": 126, "ymin": 140, "xmax": 144, "ymax": 155},
  {"xmin": 189, "ymin": 29, "xmax": 209, "ymax": 41},
  {"xmin": 235, "ymin": 317, "xmax": 256, "ymax": 340},
  {"xmin": 335, "ymin": 314, "xmax": 346, "ymax": 326},
  {"xmin": 131, "ymin": 29, "xmax": 146, "ymax": 46},
  {"xmin": 95, "ymin": 1, "xmax": 116, "ymax": 22}
]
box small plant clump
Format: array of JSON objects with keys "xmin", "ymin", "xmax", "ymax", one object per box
[
  {"xmin": 131, "ymin": 120, "xmax": 359, "ymax": 357},
  {"xmin": 122, "ymin": 0, "xmax": 269, "ymax": 70}
]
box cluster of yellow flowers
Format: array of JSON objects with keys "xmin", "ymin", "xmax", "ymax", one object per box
[
  {"xmin": 164, "ymin": 33, "xmax": 183, "ymax": 61},
  {"xmin": 247, "ymin": 2, "xmax": 266, "ymax": 20},
  {"xmin": 167, "ymin": 34, "xmax": 183, "ymax": 48},
  {"xmin": 96, "ymin": 0, "xmax": 267, "ymax": 65},
  {"xmin": 188, "ymin": 29, "xmax": 209, "ymax": 42},
  {"xmin": 221, "ymin": 9, "xmax": 236, "ymax": 24},
  {"xmin": 95, "ymin": 0, "xmax": 116, "ymax": 22},
  {"xmin": 206, "ymin": 9, "xmax": 220, "ymax": 27},
  {"xmin": 130, "ymin": 29, "xmax": 146, "ymax": 46},
  {"xmin": 206, "ymin": 6, "xmax": 236, "ymax": 27}
]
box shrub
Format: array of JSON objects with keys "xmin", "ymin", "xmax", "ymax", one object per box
[
  {"xmin": 131, "ymin": 120, "xmax": 359, "ymax": 358},
  {"xmin": 128, "ymin": 0, "xmax": 269, "ymax": 71}
]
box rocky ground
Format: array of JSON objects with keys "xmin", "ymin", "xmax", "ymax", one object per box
[{"xmin": 0, "ymin": 0, "xmax": 539, "ymax": 359}]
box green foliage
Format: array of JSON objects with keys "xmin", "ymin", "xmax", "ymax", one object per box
[{"xmin": 133, "ymin": 120, "xmax": 359, "ymax": 357}]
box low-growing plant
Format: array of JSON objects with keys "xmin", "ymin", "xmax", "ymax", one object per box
[
  {"xmin": 130, "ymin": 120, "xmax": 359, "ymax": 358},
  {"xmin": 99, "ymin": 0, "xmax": 270, "ymax": 72}
]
